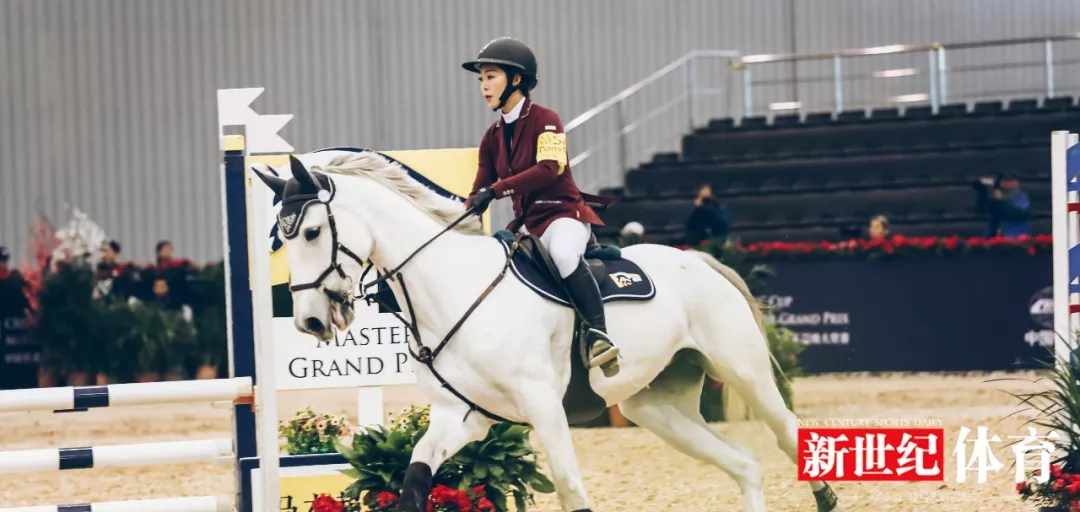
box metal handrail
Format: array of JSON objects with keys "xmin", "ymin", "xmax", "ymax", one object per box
[
  {"xmin": 542, "ymin": 31, "xmax": 1080, "ymax": 223},
  {"xmin": 736, "ymin": 33, "xmax": 1080, "ymax": 65},
  {"xmin": 565, "ymin": 50, "xmax": 742, "ymax": 132},
  {"xmin": 562, "ymin": 49, "xmax": 741, "ymax": 193},
  {"xmin": 733, "ymin": 32, "xmax": 1080, "ymax": 118}
]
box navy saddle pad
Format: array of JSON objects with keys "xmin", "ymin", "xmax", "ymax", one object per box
[{"xmin": 495, "ymin": 235, "xmax": 656, "ymax": 307}]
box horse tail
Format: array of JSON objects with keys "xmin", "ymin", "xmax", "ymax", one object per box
[{"xmin": 685, "ymin": 249, "xmax": 789, "ymax": 385}]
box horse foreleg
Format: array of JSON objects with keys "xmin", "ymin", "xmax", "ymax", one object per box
[
  {"xmin": 522, "ymin": 387, "xmax": 592, "ymax": 512},
  {"xmin": 398, "ymin": 403, "xmax": 494, "ymax": 512}
]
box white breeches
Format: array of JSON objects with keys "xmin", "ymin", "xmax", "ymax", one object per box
[{"xmin": 520, "ymin": 217, "xmax": 591, "ymax": 278}]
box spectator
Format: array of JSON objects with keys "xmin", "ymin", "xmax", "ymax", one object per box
[
  {"xmin": 619, "ymin": 221, "xmax": 645, "ymax": 247},
  {"xmin": 974, "ymin": 173, "xmax": 1031, "ymax": 238},
  {"xmin": 155, "ymin": 240, "xmax": 173, "ymax": 266},
  {"xmin": 0, "ymin": 246, "xmax": 26, "ymax": 306},
  {"xmin": 150, "ymin": 276, "xmax": 193, "ymax": 322},
  {"xmin": 0, "ymin": 246, "xmax": 11, "ymax": 281},
  {"xmin": 97, "ymin": 240, "xmax": 120, "ymax": 274},
  {"xmin": 685, "ymin": 184, "xmax": 731, "ymax": 246},
  {"xmin": 868, "ymin": 215, "xmax": 890, "ymax": 241}
]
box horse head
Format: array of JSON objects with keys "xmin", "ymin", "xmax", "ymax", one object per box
[{"xmin": 252, "ymin": 155, "xmax": 370, "ymax": 341}]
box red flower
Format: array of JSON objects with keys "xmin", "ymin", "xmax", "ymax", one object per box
[
  {"xmin": 1067, "ymin": 478, "xmax": 1080, "ymax": 495},
  {"xmin": 431, "ymin": 485, "xmax": 453, "ymax": 505},
  {"xmin": 377, "ymin": 491, "xmax": 398, "ymax": 508},
  {"xmin": 476, "ymin": 497, "xmax": 496, "ymax": 511},
  {"xmin": 1017, "ymin": 481, "xmax": 1027, "ymax": 492},
  {"xmin": 311, "ymin": 494, "xmax": 344, "ymax": 512}
]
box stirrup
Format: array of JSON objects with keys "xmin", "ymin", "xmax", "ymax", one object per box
[{"xmin": 587, "ymin": 329, "xmax": 620, "ymax": 377}]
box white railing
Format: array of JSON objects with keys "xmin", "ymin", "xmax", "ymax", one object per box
[{"xmin": 735, "ymin": 33, "xmax": 1080, "ymax": 117}]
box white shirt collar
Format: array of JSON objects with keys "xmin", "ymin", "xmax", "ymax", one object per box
[{"xmin": 501, "ymin": 97, "xmax": 525, "ymax": 123}]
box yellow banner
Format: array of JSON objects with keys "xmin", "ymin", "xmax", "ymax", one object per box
[
  {"xmin": 278, "ymin": 471, "xmax": 355, "ymax": 511},
  {"xmin": 246, "ymin": 148, "xmax": 484, "ymax": 287}
]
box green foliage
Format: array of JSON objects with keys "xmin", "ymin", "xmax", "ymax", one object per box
[
  {"xmin": 34, "ymin": 261, "xmax": 107, "ymax": 374},
  {"xmin": 187, "ymin": 262, "xmax": 228, "ymax": 368},
  {"xmin": 765, "ymin": 318, "xmax": 804, "ymax": 410},
  {"xmin": 31, "ymin": 261, "xmax": 224, "ymax": 381},
  {"xmin": 1010, "ymin": 339, "xmax": 1080, "ymax": 472},
  {"xmin": 333, "ymin": 405, "xmax": 554, "ymax": 511}
]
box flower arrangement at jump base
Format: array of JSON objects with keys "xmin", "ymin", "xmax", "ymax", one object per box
[
  {"xmin": 687, "ymin": 233, "xmax": 1054, "ymax": 261},
  {"xmin": 1012, "ymin": 334, "xmax": 1080, "ymax": 511},
  {"xmin": 309, "ymin": 405, "xmax": 554, "ymax": 512},
  {"xmin": 1017, "ymin": 463, "xmax": 1080, "ymax": 511},
  {"xmin": 278, "ymin": 407, "xmax": 354, "ymax": 455}
]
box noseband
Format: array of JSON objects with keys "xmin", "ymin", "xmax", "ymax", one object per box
[{"xmin": 277, "ymin": 175, "xmax": 526, "ymax": 426}]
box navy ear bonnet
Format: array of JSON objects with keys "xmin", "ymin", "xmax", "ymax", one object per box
[{"xmin": 277, "ymin": 172, "xmax": 337, "ymax": 240}]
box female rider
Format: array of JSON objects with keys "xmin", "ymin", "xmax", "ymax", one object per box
[{"xmin": 462, "ymin": 37, "xmax": 621, "ymax": 377}]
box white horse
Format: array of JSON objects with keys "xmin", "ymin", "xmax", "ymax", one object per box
[{"xmin": 252, "ymin": 150, "xmax": 844, "ymax": 512}]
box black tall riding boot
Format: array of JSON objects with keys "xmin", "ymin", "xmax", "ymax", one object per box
[{"xmin": 562, "ymin": 258, "xmax": 620, "ymax": 377}]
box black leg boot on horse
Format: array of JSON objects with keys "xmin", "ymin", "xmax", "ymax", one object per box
[{"xmin": 562, "ymin": 258, "xmax": 620, "ymax": 377}]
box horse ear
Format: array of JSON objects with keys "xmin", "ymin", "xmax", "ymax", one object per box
[
  {"xmin": 290, "ymin": 155, "xmax": 321, "ymax": 191},
  {"xmin": 251, "ymin": 167, "xmax": 287, "ymax": 197}
]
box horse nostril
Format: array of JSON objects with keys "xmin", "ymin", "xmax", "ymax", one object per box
[{"xmin": 304, "ymin": 317, "xmax": 325, "ymax": 333}]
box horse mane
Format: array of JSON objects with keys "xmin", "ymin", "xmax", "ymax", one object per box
[{"xmin": 310, "ymin": 151, "xmax": 486, "ymax": 236}]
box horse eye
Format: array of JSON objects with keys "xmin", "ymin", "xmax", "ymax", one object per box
[{"xmin": 304, "ymin": 227, "xmax": 321, "ymax": 241}]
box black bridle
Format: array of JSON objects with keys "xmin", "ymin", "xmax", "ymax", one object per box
[{"xmin": 281, "ymin": 183, "xmax": 527, "ymax": 426}]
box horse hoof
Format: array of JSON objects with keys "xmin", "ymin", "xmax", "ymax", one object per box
[{"xmin": 814, "ymin": 484, "xmax": 840, "ymax": 512}]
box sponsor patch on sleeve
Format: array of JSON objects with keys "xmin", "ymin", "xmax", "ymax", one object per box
[{"xmin": 536, "ymin": 131, "xmax": 568, "ymax": 173}]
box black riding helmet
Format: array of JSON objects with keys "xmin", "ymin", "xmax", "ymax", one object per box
[{"xmin": 462, "ymin": 37, "xmax": 538, "ymax": 110}]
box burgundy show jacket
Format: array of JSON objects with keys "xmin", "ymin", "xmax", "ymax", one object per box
[{"xmin": 466, "ymin": 98, "xmax": 616, "ymax": 238}]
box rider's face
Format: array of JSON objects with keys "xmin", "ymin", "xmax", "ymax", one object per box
[{"xmin": 478, "ymin": 65, "xmax": 519, "ymax": 110}]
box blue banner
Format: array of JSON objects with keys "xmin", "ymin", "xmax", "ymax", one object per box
[
  {"xmin": 762, "ymin": 254, "xmax": 1054, "ymax": 373},
  {"xmin": 0, "ymin": 275, "xmax": 37, "ymax": 389}
]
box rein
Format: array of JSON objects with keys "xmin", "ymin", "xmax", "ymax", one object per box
[{"xmin": 290, "ymin": 198, "xmax": 527, "ymax": 426}]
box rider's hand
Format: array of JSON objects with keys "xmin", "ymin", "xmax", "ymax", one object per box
[{"xmin": 468, "ymin": 187, "xmax": 496, "ymax": 214}]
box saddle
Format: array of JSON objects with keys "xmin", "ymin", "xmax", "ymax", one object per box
[{"xmin": 494, "ymin": 230, "xmax": 655, "ymax": 425}]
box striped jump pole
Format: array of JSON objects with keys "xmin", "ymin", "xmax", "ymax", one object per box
[
  {"xmin": 0, "ymin": 438, "xmax": 233, "ymax": 474},
  {"xmin": 1052, "ymin": 130, "xmax": 1080, "ymax": 365},
  {"xmin": 0, "ymin": 378, "xmax": 253, "ymax": 413},
  {"xmin": 0, "ymin": 495, "xmax": 234, "ymax": 512},
  {"xmin": 1051, "ymin": 129, "xmax": 1080, "ymax": 458}
]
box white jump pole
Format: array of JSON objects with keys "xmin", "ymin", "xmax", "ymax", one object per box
[
  {"xmin": 247, "ymin": 151, "xmax": 281, "ymax": 512},
  {"xmin": 0, "ymin": 438, "xmax": 233, "ymax": 474},
  {"xmin": 0, "ymin": 495, "xmax": 234, "ymax": 512},
  {"xmin": 0, "ymin": 378, "xmax": 253, "ymax": 413}
]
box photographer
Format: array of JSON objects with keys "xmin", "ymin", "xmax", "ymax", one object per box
[
  {"xmin": 685, "ymin": 184, "xmax": 731, "ymax": 246},
  {"xmin": 973, "ymin": 172, "xmax": 1030, "ymax": 238}
]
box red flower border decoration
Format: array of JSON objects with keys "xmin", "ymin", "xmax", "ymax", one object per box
[{"xmin": 679, "ymin": 234, "xmax": 1053, "ymax": 261}]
